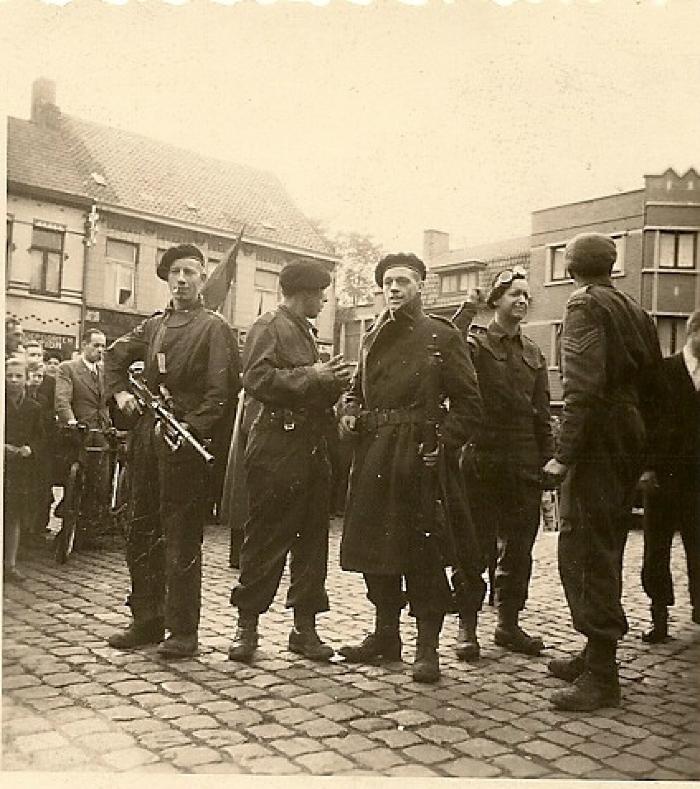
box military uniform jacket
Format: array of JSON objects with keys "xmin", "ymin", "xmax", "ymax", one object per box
[
  {"xmin": 340, "ymin": 297, "xmax": 483, "ymax": 575},
  {"xmin": 103, "ymin": 299, "xmax": 240, "ymax": 440},
  {"xmin": 242, "ymin": 304, "xmax": 343, "ymax": 418},
  {"xmin": 556, "ymin": 282, "xmax": 664, "ymax": 467},
  {"xmin": 469, "ymin": 320, "xmax": 554, "ymax": 475}
]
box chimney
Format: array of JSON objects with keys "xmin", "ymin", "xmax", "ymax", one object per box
[
  {"xmin": 423, "ymin": 229, "xmax": 450, "ymax": 264},
  {"xmin": 31, "ymin": 77, "xmax": 60, "ymax": 128}
]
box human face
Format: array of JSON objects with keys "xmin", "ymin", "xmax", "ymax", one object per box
[
  {"xmin": 29, "ymin": 364, "xmax": 45, "ymax": 387},
  {"xmin": 5, "ymin": 362, "xmax": 27, "ymax": 399},
  {"xmin": 45, "ymin": 357, "xmax": 61, "ymax": 377},
  {"xmin": 494, "ymin": 279, "xmax": 531, "ymax": 325},
  {"xmin": 6, "ymin": 322, "xmax": 24, "ymax": 353},
  {"xmin": 167, "ymin": 258, "xmax": 205, "ymax": 308},
  {"xmin": 25, "ymin": 344, "xmax": 43, "ymax": 365},
  {"xmin": 83, "ymin": 332, "xmax": 106, "ymax": 364},
  {"xmin": 382, "ymin": 266, "xmax": 421, "ymax": 311},
  {"xmin": 301, "ymin": 287, "xmax": 328, "ymax": 319}
]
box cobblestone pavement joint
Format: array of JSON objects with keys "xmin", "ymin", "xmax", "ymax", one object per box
[{"xmin": 3, "ymin": 520, "xmax": 699, "ymax": 778}]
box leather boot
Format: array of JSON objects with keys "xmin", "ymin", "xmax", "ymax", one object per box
[
  {"xmin": 228, "ymin": 611, "xmax": 259, "ymax": 663},
  {"xmin": 551, "ymin": 639, "xmax": 620, "ymax": 711},
  {"xmin": 412, "ymin": 616, "xmax": 442, "ymax": 684},
  {"xmin": 548, "ymin": 646, "xmax": 586, "ymax": 683},
  {"xmin": 108, "ymin": 617, "xmax": 165, "ymax": 649},
  {"xmin": 455, "ymin": 611, "xmax": 480, "ymax": 661},
  {"xmin": 642, "ymin": 604, "xmax": 669, "ymax": 643},
  {"xmin": 158, "ymin": 632, "xmax": 198, "ymax": 658},
  {"xmin": 339, "ymin": 608, "xmax": 402, "ymax": 664},
  {"xmin": 494, "ymin": 607, "xmax": 544, "ymax": 656},
  {"xmin": 288, "ymin": 611, "xmax": 334, "ymax": 662}
]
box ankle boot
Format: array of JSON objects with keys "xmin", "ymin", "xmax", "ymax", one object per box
[
  {"xmin": 455, "ymin": 611, "xmax": 480, "ymax": 661},
  {"xmin": 108, "ymin": 617, "xmax": 165, "ymax": 649},
  {"xmin": 412, "ymin": 616, "xmax": 442, "ymax": 684},
  {"xmin": 642, "ymin": 604, "xmax": 669, "ymax": 643},
  {"xmin": 288, "ymin": 611, "xmax": 334, "ymax": 662},
  {"xmin": 228, "ymin": 611, "xmax": 259, "ymax": 663},
  {"xmin": 339, "ymin": 608, "xmax": 402, "ymax": 664},
  {"xmin": 548, "ymin": 646, "xmax": 586, "ymax": 683},
  {"xmin": 551, "ymin": 639, "xmax": 620, "ymax": 712},
  {"xmin": 494, "ymin": 607, "xmax": 544, "ymax": 656}
]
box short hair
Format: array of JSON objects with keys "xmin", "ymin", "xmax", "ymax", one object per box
[
  {"xmin": 6, "ymin": 356, "xmax": 27, "ymax": 371},
  {"xmin": 686, "ymin": 310, "xmax": 700, "ymax": 335},
  {"xmin": 82, "ymin": 329, "xmax": 106, "ymax": 345},
  {"xmin": 564, "ymin": 233, "xmax": 617, "ymax": 278}
]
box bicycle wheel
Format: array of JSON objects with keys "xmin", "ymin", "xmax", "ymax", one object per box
[{"xmin": 55, "ymin": 462, "xmax": 80, "ymax": 564}]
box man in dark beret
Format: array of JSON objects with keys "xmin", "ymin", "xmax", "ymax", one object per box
[
  {"xmin": 104, "ymin": 243, "xmax": 240, "ymax": 658},
  {"xmin": 543, "ymin": 232, "xmax": 665, "ymax": 711},
  {"xmin": 228, "ymin": 258, "xmax": 354, "ymax": 664},
  {"xmin": 338, "ymin": 253, "xmax": 486, "ymax": 683}
]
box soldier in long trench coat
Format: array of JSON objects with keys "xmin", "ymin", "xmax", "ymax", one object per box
[{"xmin": 339, "ymin": 252, "xmax": 486, "ymax": 683}]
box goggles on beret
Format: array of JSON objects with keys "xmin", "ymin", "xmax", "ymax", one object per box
[{"xmin": 493, "ymin": 265, "xmax": 527, "ymax": 288}]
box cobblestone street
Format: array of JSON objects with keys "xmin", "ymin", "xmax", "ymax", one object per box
[{"xmin": 3, "ymin": 520, "xmax": 699, "ymax": 778}]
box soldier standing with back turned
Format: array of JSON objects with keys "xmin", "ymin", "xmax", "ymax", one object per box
[{"xmin": 543, "ymin": 233, "xmax": 664, "ymax": 711}]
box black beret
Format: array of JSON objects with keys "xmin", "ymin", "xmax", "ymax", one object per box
[
  {"xmin": 279, "ymin": 259, "xmax": 331, "ymax": 295},
  {"xmin": 564, "ymin": 233, "xmax": 616, "ymax": 278},
  {"xmin": 374, "ymin": 253, "xmax": 426, "ymax": 287},
  {"xmin": 157, "ymin": 244, "xmax": 206, "ymax": 281}
]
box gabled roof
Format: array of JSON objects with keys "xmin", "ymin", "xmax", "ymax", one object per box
[{"xmin": 7, "ymin": 115, "xmax": 334, "ymax": 256}]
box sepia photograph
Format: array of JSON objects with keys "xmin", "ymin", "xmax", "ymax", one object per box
[{"xmin": 1, "ymin": 0, "xmax": 698, "ymax": 783}]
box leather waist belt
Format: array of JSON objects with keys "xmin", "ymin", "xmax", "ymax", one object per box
[
  {"xmin": 258, "ymin": 408, "xmax": 333, "ymax": 432},
  {"xmin": 358, "ymin": 408, "xmax": 424, "ymax": 432}
]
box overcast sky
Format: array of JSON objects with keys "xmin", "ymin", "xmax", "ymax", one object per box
[{"xmin": 2, "ymin": 0, "xmax": 699, "ymax": 255}]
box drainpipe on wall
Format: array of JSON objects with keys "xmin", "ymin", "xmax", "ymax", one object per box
[{"xmin": 80, "ymin": 202, "xmax": 100, "ymax": 341}]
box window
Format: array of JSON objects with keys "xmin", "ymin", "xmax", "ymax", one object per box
[
  {"xmin": 30, "ymin": 225, "xmax": 63, "ymax": 295},
  {"xmin": 657, "ymin": 317, "xmax": 687, "ymax": 355},
  {"xmin": 550, "ymin": 321, "xmax": 563, "ymax": 369},
  {"xmin": 256, "ymin": 247, "xmax": 284, "ymax": 265},
  {"xmin": 439, "ymin": 269, "xmax": 479, "ymax": 295},
  {"xmin": 548, "ymin": 234, "xmax": 624, "ymax": 282},
  {"xmin": 106, "ymin": 238, "xmax": 138, "ymax": 307},
  {"xmin": 659, "ymin": 231, "xmax": 697, "ymax": 269},
  {"xmin": 547, "ymin": 245, "xmax": 568, "ymax": 282},
  {"xmin": 254, "ymin": 268, "xmax": 279, "ymax": 314}
]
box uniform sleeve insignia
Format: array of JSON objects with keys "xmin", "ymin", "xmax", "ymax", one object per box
[{"xmin": 562, "ymin": 325, "xmax": 601, "ymax": 355}]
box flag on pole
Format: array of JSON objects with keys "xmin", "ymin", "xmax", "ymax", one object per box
[{"xmin": 201, "ymin": 226, "xmax": 245, "ymax": 312}]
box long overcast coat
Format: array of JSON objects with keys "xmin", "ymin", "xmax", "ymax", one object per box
[{"xmin": 340, "ymin": 297, "xmax": 485, "ymax": 610}]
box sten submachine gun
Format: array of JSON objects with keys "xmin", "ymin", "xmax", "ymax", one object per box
[{"xmin": 127, "ymin": 371, "xmax": 215, "ymax": 465}]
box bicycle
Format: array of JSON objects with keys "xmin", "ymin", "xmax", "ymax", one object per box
[{"xmin": 54, "ymin": 424, "xmax": 129, "ymax": 564}]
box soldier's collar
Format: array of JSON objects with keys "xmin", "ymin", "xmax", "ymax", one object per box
[
  {"xmin": 165, "ymin": 295, "xmax": 205, "ymax": 315},
  {"xmin": 488, "ymin": 318, "xmax": 522, "ymax": 342}
]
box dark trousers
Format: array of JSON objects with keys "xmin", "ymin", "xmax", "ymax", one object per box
[
  {"xmin": 124, "ymin": 416, "xmax": 207, "ymax": 635},
  {"xmin": 558, "ymin": 455, "xmax": 640, "ymax": 644},
  {"xmin": 468, "ymin": 461, "xmax": 541, "ymax": 612},
  {"xmin": 363, "ymin": 567, "xmax": 453, "ymax": 620},
  {"xmin": 642, "ymin": 472, "xmax": 699, "ymax": 610},
  {"xmin": 230, "ymin": 423, "xmax": 331, "ymax": 615}
]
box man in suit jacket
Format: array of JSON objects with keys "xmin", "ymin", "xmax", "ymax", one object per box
[
  {"xmin": 54, "ymin": 330, "xmax": 111, "ymax": 522},
  {"xmin": 639, "ymin": 310, "xmax": 700, "ymax": 641},
  {"xmin": 55, "ymin": 330, "xmax": 111, "ymax": 429}
]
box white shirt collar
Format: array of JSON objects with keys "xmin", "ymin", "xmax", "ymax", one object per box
[
  {"xmin": 682, "ymin": 344, "xmax": 700, "ymax": 391},
  {"xmin": 81, "ymin": 356, "xmax": 98, "ymax": 376}
]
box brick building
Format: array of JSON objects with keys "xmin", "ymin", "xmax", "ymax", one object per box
[
  {"xmin": 6, "ymin": 78, "xmax": 338, "ymax": 357},
  {"xmin": 529, "ymin": 168, "xmax": 700, "ymax": 401}
]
